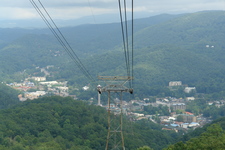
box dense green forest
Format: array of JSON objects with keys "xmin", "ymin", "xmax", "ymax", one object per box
[
  {"xmin": 1, "ymin": 11, "xmax": 225, "ymax": 99},
  {"xmin": 1, "ymin": 90, "xmax": 225, "ymax": 149},
  {"xmin": 1, "ymin": 10, "xmax": 225, "ymax": 150},
  {"xmin": 0, "ymin": 96, "xmax": 180, "ymax": 150},
  {"xmin": 2, "ymin": 95, "xmax": 225, "ymax": 150},
  {"xmin": 0, "ymin": 83, "xmax": 20, "ymax": 109}
]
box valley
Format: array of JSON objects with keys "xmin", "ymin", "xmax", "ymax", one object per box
[{"xmin": 1, "ymin": 10, "xmax": 225, "ymax": 149}]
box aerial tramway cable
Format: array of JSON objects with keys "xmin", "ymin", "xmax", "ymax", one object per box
[
  {"xmin": 131, "ymin": 0, "xmax": 134, "ymax": 88},
  {"xmin": 30, "ymin": 0, "xmax": 134, "ymax": 89},
  {"xmin": 87, "ymin": 0, "xmax": 96, "ymax": 24},
  {"xmin": 118, "ymin": 0, "xmax": 129, "ymax": 79},
  {"xmin": 30, "ymin": 0, "xmax": 96, "ymax": 83},
  {"xmin": 123, "ymin": 0, "xmax": 131, "ymax": 80},
  {"xmin": 118, "ymin": 0, "xmax": 134, "ymax": 89}
]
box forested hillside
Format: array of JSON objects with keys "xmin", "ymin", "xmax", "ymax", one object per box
[
  {"xmin": 133, "ymin": 11, "xmax": 225, "ymax": 96},
  {"xmin": 0, "ymin": 96, "xmax": 179, "ymax": 150},
  {"xmin": 1, "ymin": 11, "xmax": 225, "ymax": 98},
  {"xmin": 0, "ymin": 83, "xmax": 20, "ymax": 109},
  {"xmin": 3, "ymin": 94, "xmax": 225, "ymax": 149},
  {"xmin": 164, "ymin": 117, "xmax": 225, "ymax": 150},
  {"xmin": 2, "ymin": 11, "xmax": 225, "ymax": 149}
]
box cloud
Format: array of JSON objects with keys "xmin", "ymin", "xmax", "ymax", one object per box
[
  {"xmin": 0, "ymin": 7, "xmax": 36, "ymax": 20},
  {"xmin": 134, "ymin": 0, "xmax": 225, "ymax": 14},
  {"xmin": 0, "ymin": 0, "xmax": 225, "ymax": 20}
]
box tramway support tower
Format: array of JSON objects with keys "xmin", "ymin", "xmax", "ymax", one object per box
[{"xmin": 97, "ymin": 76, "xmax": 133, "ymax": 150}]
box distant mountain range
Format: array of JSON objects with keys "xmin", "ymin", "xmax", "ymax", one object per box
[
  {"xmin": 1, "ymin": 11, "xmax": 225, "ymax": 97},
  {"xmin": 0, "ymin": 12, "xmax": 157, "ymax": 28}
]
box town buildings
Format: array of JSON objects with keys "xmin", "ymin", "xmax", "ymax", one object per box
[
  {"xmin": 7, "ymin": 77, "xmax": 212, "ymax": 133},
  {"xmin": 169, "ymin": 81, "xmax": 182, "ymax": 87}
]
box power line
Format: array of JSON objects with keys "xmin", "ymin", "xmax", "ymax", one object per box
[
  {"xmin": 39, "ymin": 0, "xmax": 95, "ymax": 82},
  {"xmin": 87, "ymin": 0, "xmax": 96, "ymax": 24},
  {"xmin": 123, "ymin": 0, "xmax": 132, "ymax": 89},
  {"xmin": 118, "ymin": 0, "xmax": 134, "ymax": 89},
  {"xmin": 30, "ymin": 0, "xmax": 134, "ymax": 89},
  {"xmin": 118, "ymin": 0, "xmax": 129, "ymax": 77},
  {"xmin": 131, "ymin": 0, "xmax": 134, "ymax": 88},
  {"xmin": 30, "ymin": 0, "xmax": 95, "ymax": 82},
  {"xmin": 37, "ymin": 0, "xmax": 94, "ymax": 81}
]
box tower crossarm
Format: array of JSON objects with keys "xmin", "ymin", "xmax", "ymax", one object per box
[{"xmin": 98, "ymin": 76, "xmax": 133, "ymax": 81}]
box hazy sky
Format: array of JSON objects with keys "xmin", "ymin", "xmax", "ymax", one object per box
[{"xmin": 0, "ymin": 0, "xmax": 225, "ymax": 20}]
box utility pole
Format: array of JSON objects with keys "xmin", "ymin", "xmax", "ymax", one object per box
[
  {"xmin": 97, "ymin": 85, "xmax": 102, "ymax": 106},
  {"xmin": 97, "ymin": 76, "xmax": 133, "ymax": 150}
]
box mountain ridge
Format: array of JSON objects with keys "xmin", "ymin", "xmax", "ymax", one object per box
[{"xmin": 1, "ymin": 11, "xmax": 225, "ymax": 97}]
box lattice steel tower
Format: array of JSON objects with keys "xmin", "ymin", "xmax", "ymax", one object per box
[{"xmin": 97, "ymin": 76, "xmax": 133, "ymax": 150}]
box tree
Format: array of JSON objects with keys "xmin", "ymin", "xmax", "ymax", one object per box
[
  {"xmin": 137, "ymin": 146, "xmax": 153, "ymax": 150},
  {"xmin": 164, "ymin": 123, "xmax": 225, "ymax": 150},
  {"xmin": 176, "ymin": 115, "xmax": 184, "ymax": 122},
  {"xmin": 175, "ymin": 109, "xmax": 184, "ymax": 114}
]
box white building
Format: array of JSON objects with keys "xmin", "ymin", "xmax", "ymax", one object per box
[
  {"xmin": 169, "ymin": 81, "xmax": 182, "ymax": 86},
  {"xmin": 32, "ymin": 77, "xmax": 46, "ymax": 81},
  {"xmin": 133, "ymin": 113, "xmax": 144, "ymax": 117},
  {"xmin": 24, "ymin": 91, "xmax": 46, "ymax": 100},
  {"xmin": 188, "ymin": 122, "xmax": 200, "ymax": 128},
  {"xmin": 57, "ymin": 86, "xmax": 69, "ymax": 92},
  {"xmin": 83, "ymin": 86, "xmax": 89, "ymax": 91},
  {"xmin": 184, "ymin": 87, "xmax": 196, "ymax": 93},
  {"xmin": 186, "ymin": 97, "xmax": 195, "ymax": 101},
  {"xmin": 40, "ymin": 81, "xmax": 58, "ymax": 85},
  {"xmin": 172, "ymin": 103, "xmax": 186, "ymax": 110},
  {"xmin": 168, "ymin": 117, "xmax": 176, "ymax": 121}
]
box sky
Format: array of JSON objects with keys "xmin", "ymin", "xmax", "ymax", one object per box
[{"xmin": 0, "ymin": 0, "xmax": 225, "ymax": 21}]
